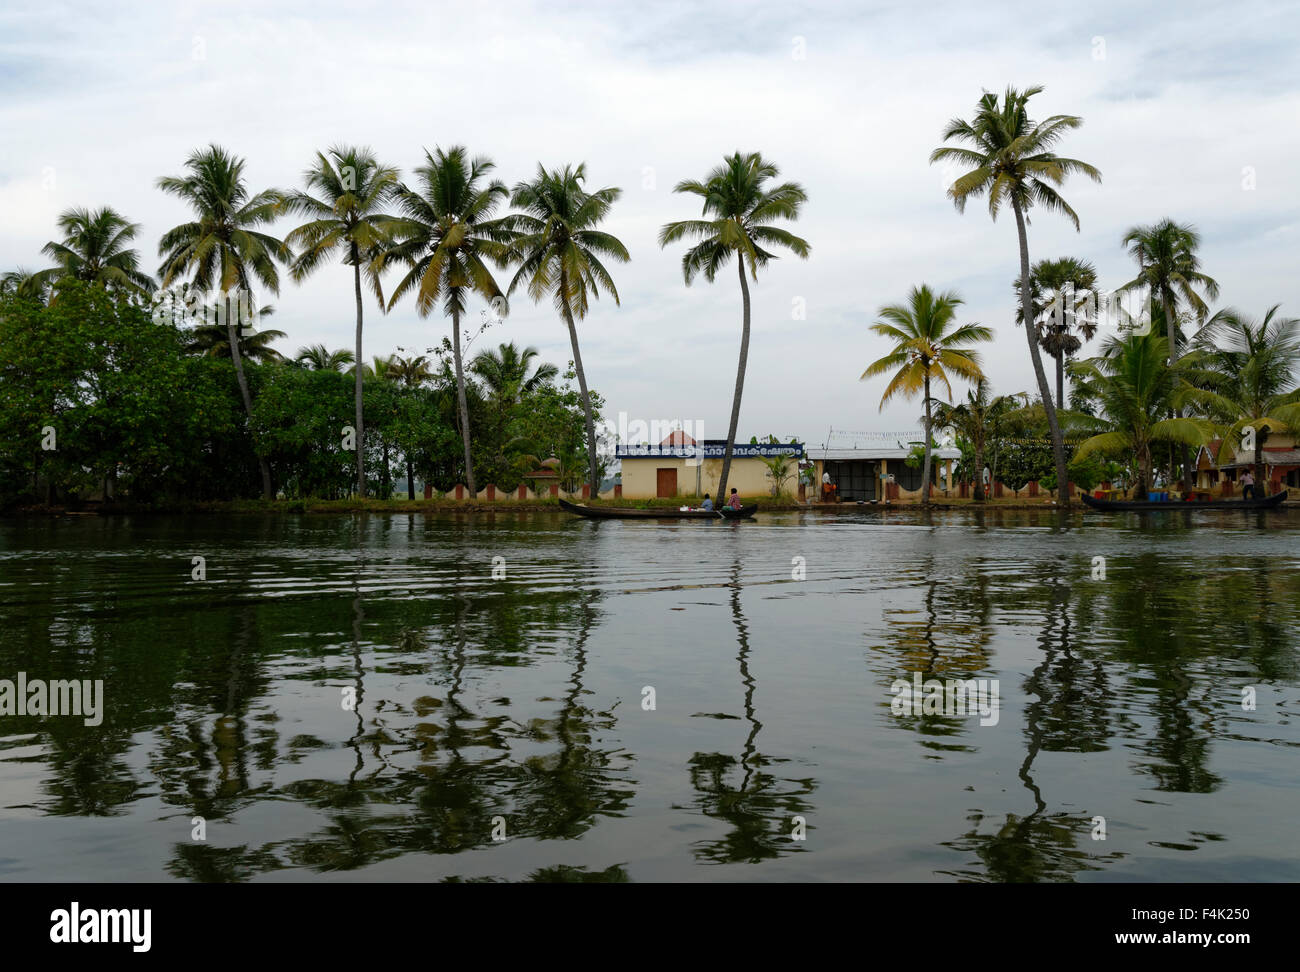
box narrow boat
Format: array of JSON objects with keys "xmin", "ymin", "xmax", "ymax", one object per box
[
  {"xmin": 1080, "ymin": 490, "xmax": 1288, "ymax": 512},
  {"xmin": 558, "ymin": 498, "xmax": 758, "ymax": 520}
]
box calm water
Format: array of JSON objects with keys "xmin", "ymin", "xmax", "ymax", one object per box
[{"xmin": 2, "ymin": 509, "xmax": 1299, "ymax": 883}]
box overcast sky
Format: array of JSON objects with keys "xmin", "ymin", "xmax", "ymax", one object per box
[{"xmin": 3, "ymin": 0, "xmax": 1298, "ymax": 448}]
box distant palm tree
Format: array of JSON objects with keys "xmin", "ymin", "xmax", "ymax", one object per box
[
  {"xmin": 659, "ymin": 152, "xmax": 810, "ymax": 501},
  {"xmin": 156, "ymin": 144, "xmax": 288, "ymax": 498},
  {"xmin": 931, "ymin": 85, "xmax": 1101, "ymax": 507},
  {"xmin": 470, "ymin": 341, "xmax": 558, "ymax": 405},
  {"xmin": 186, "ymin": 316, "xmax": 286, "ymax": 363},
  {"xmin": 0, "ymin": 268, "xmax": 53, "ymax": 303},
  {"xmin": 932, "ymin": 378, "xmax": 1026, "ymax": 501},
  {"xmin": 1119, "ymin": 219, "xmax": 1218, "ymax": 363},
  {"xmin": 295, "ymin": 344, "xmax": 356, "ymax": 371},
  {"xmin": 38, "ymin": 207, "xmax": 156, "ymax": 298},
  {"xmin": 1192, "ymin": 304, "xmax": 1300, "ymax": 487},
  {"xmin": 388, "ymin": 353, "xmax": 433, "ymax": 387},
  {"xmin": 1014, "ymin": 257, "xmax": 1099, "ymax": 409},
  {"xmin": 862, "ymin": 285, "xmax": 991, "ymax": 505},
  {"xmin": 506, "ymin": 163, "xmax": 629, "ymax": 493},
  {"xmin": 1072, "ymin": 334, "xmax": 1211, "ymax": 496},
  {"xmin": 376, "ymin": 146, "xmax": 514, "ymax": 497},
  {"xmin": 281, "ymin": 146, "xmax": 402, "ymax": 496}
]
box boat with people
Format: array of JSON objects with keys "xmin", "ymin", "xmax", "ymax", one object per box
[
  {"xmin": 558, "ymin": 498, "xmax": 758, "ymax": 520},
  {"xmin": 1080, "ymin": 490, "xmax": 1288, "ymax": 512}
]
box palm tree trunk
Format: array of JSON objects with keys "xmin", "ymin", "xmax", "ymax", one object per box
[
  {"xmin": 228, "ymin": 319, "xmax": 273, "ymax": 499},
  {"xmin": 921, "ymin": 374, "xmax": 933, "ymax": 507},
  {"xmin": 406, "ymin": 459, "xmax": 415, "ymax": 502},
  {"xmin": 353, "ymin": 255, "xmax": 366, "ymax": 498},
  {"xmin": 451, "ymin": 306, "xmax": 476, "ymax": 496},
  {"xmin": 1162, "ymin": 293, "xmax": 1196, "ymax": 488},
  {"xmin": 559, "ymin": 269, "xmax": 601, "ymax": 495},
  {"xmin": 974, "ymin": 435, "xmax": 986, "ymax": 502},
  {"xmin": 716, "ymin": 256, "xmax": 753, "ymax": 503},
  {"xmin": 1056, "ymin": 352, "xmax": 1065, "ymax": 410},
  {"xmin": 1013, "ymin": 199, "xmax": 1070, "ymax": 507}
]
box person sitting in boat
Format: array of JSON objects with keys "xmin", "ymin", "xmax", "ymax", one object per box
[
  {"xmin": 727, "ymin": 488, "xmax": 742, "ymax": 510},
  {"xmin": 1241, "ymin": 470, "xmax": 1255, "ymax": 500},
  {"xmin": 701, "ymin": 493, "xmax": 714, "ymax": 511}
]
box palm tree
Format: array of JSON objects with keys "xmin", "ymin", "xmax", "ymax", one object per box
[
  {"xmin": 1119, "ymin": 219, "xmax": 1218, "ymax": 363},
  {"xmin": 470, "ymin": 341, "xmax": 558, "ymax": 405},
  {"xmin": 1072, "ymin": 334, "xmax": 1211, "ymax": 497},
  {"xmin": 931, "ymin": 85, "xmax": 1101, "ymax": 507},
  {"xmin": 295, "ymin": 344, "xmax": 355, "ymax": 371},
  {"xmin": 375, "ymin": 146, "xmax": 514, "ymax": 497},
  {"xmin": 388, "ymin": 353, "xmax": 433, "ymax": 387},
  {"xmin": 932, "ymin": 379, "xmax": 1026, "ymax": 501},
  {"xmin": 505, "ymin": 163, "xmax": 630, "ymax": 494},
  {"xmin": 38, "ymin": 207, "xmax": 156, "ymax": 297},
  {"xmin": 186, "ymin": 321, "xmax": 287, "ymax": 362},
  {"xmin": 0, "ymin": 268, "xmax": 53, "ymax": 303},
  {"xmin": 1192, "ymin": 305, "xmax": 1300, "ymax": 487},
  {"xmin": 1014, "ymin": 257, "xmax": 1099, "ymax": 409},
  {"xmin": 156, "ymin": 144, "xmax": 288, "ymax": 498},
  {"xmin": 861, "ymin": 285, "xmax": 991, "ymax": 505},
  {"xmin": 281, "ymin": 146, "xmax": 402, "ymax": 496},
  {"xmin": 659, "ymin": 152, "xmax": 810, "ymax": 501}
]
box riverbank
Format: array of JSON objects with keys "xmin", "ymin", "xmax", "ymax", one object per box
[{"xmin": 6, "ymin": 495, "xmax": 1085, "ymax": 515}]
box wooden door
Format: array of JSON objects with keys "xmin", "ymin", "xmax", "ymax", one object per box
[{"xmin": 656, "ymin": 467, "xmax": 677, "ymax": 498}]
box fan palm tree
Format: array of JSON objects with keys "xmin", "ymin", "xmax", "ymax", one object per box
[
  {"xmin": 659, "ymin": 152, "xmax": 810, "ymax": 501},
  {"xmin": 932, "ymin": 379, "xmax": 1026, "ymax": 501},
  {"xmin": 38, "ymin": 207, "xmax": 156, "ymax": 298},
  {"xmin": 374, "ymin": 146, "xmax": 514, "ymax": 497},
  {"xmin": 1014, "ymin": 257, "xmax": 1099, "ymax": 409},
  {"xmin": 931, "ymin": 85, "xmax": 1101, "ymax": 507},
  {"xmin": 280, "ymin": 146, "xmax": 402, "ymax": 496},
  {"xmin": 1072, "ymin": 334, "xmax": 1211, "ymax": 497},
  {"xmin": 156, "ymin": 144, "xmax": 288, "ymax": 498},
  {"xmin": 861, "ymin": 285, "xmax": 991, "ymax": 505},
  {"xmin": 1191, "ymin": 304, "xmax": 1300, "ymax": 486},
  {"xmin": 295, "ymin": 344, "xmax": 355, "ymax": 371},
  {"xmin": 505, "ymin": 163, "xmax": 629, "ymax": 494}
]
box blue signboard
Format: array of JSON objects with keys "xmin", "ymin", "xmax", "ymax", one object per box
[{"xmin": 616, "ymin": 442, "xmax": 804, "ymax": 459}]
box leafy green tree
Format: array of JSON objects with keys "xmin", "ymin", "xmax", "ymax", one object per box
[
  {"xmin": 156, "ymin": 144, "xmax": 288, "ymax": 498},
  {"xmin": 861, "ymin": 285, "xmax": 990, "ymax": 505},
  {"xmin": 659, "ymin": 152, "xmax": 810, "ymax": 502},
  {"xmin": 377, "ymin": 146, "xmax": 514, "ymax": 497},
  {"xmin": 932, "ymin": 85, "xmax": 1101, "ymax": 507},
  {"xmin": 506, "ymin": 163, "xmax": 629, "ymax": 493},
  {"xmin": 281, "ymin": 146, "xmax": 402, "ymax": 496}
]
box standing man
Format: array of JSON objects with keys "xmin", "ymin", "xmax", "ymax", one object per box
[{"xmin": 1241, "ymin": 469, "xmax": 1255, "ymax": 500}]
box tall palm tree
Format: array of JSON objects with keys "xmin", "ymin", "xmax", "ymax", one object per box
[
  {"xmin": 39, "ymin": 207, "xmax": 156, "ymax": 297},
  {"xmin": 932, "ymin": 378, "xmax": 1026, "ymax": 501},
  {"xmin": 375, "ymin": 146, "xmax": 514, "ymax": 497},
  {"xmin": 156, "ymin": 144, "xmax": 288, "ymax": 498},
  {"xmin": 1192, "ymin": 304, "xmax": 1300, "ymax": 486},
  {"xmin": 659, "ymin": 152, "xmax": 810, "ymax": 501},
  {"xmin": 1119, "ymin": 219, "xmax": 1219, "ymax": 486},
  {"xmin": 931, "ymin": 85, "xmax": 1101, "ymax": 507},
  {"xmin": 1014, "ymin": 256, "xmax": 1099, "ymax": 409},
  {"xmin": 1072, "ymin": 334, "xmax": 1211, "ymax": 496},
  {"xmin": 1119, "ymin": 219, "xmax": 1218, "ymax": 363},
  {"xmin": 295, "ymin": 344, "xmax": 355, "ymax": 371},
  {"xmin": 280, "ymin": 146, "xmax": 402, "ymax": 496},
  {"xmin": 861, "ymin": 285, "xmax": 991, "ymax": 505},
  {"xmin": 505, "ymin": 163, "xmax": 629, "ymax": 494}
]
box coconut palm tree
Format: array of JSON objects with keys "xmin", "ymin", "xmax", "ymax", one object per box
[
  {"xmin": 1014, "ymin": 257, "xmax": 1099, "ymax": 409},
  {"xmin": 504, "ymin": 163, "xmax": 629, "ymax": 494},
  {"xmin": 1072, "ymin": 334, "xmax": 1211, "ymax": 497},
  {"xmin": 470, "ymin": 341, "xmax": 558, "ymax": 405},
  {"xmin": 932, "ymin": 379, "xmax": 1026, "ymax": 501},
  {"xmin": 375, "ymin": 146, "xmax": 514, "ymax": 497},
  {"xmin": 388, "ymin": 353, "xmax": 433, "ymax": 387},
  {"xmin": 156, "ymin": 144, "xmax": 288, "ymax": 498},
  {"xmin": 1119, "ymin": 219, "xmax": 1218, "ymax": 363},
  {"xmin": 1191, "ymin": 304, "xmax": 1300, "ymax": 487},
  {"xmin": 931, "ymin": 85, "xmax": 1101, "ymax": 507},
  {"xmin": 38, "ymin": 207, "xmax": 156, "ymax": 298},
  {"xmin": 0, "ymin": 268, "xmax": 53, "ymax": 303},
  {"xmin": 861, "ymin": 285, "xmax": 991, "ymax": 505},
  {"xmin": 659, "ymin": 152, "xmax": 810, "ymax": 502},
  {"xmin": 280, "ymin": 146, "xmax": 402, "ymax": 496},
  {"xmin": 186, "ymin": 321, "xmax": 287, "ymax": 362},
  {"xmin": 295, "ymin": 344, "xmax": 356, "ymax": 371}
]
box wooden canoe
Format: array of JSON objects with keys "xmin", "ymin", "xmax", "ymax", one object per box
[
  {"xmin": 558, "ymin": 498, "xmax": 758, "ymax": 520},
  {"xmin": 1080, "ymin": 490, "xmax": 1288, "ymax": 512}
]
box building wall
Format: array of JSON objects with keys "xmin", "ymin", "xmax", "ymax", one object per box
[
  {"xmin": 812, "ymin": 458, "xmax": 954, "ymax": 500},
  {"xmin": 620, "ymin": 456, "xmax": 794, "ymax": 499}
]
